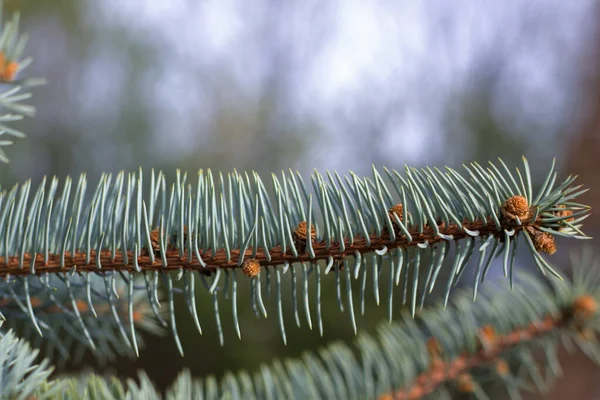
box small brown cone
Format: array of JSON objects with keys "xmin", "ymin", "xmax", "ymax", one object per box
[
  {"xmin": 242, "ymin": 258, "xmax": 261, "ymax": 278},
  {"xmin": 294, "ymin": 221, "xmax": 316, "ymax": 241},
  {"xmin": 501, "ymin": 195, "xmax": 530, "ymax": 222},
  {"xmin": 1, "ymin": 61, "xmax": 18, "ymax": 82},
  {"xmin": 150, "ymin": 229, "xmax": 161, "ymax": 254},
  {"xmin": 532, "ymin": 230, "xmax": 556, "ymax": 255},
  {"xmin": 388, "ymin": 203, "xmax": 404, "ymax": 222},
  {"xmin": 457, "ymin": 373, "xmax": 475, "ymax": 393},
  {"xmin": 573, "ymin": 295, "xmax": 597, "ymax": 319},
  {"xmin": 496, "ymin": 360, "xmax": 509, "ymax": 376},
  {"xmin": 293, "ymin": 221, "xmax": 317, "ymax": 252}
]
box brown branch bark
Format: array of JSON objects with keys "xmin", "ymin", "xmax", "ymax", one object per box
[
  {"xmin": 0, "ymin": 217, "xmax": 530, "ymax": 278},
  {"xmin": 379, "ymin": 295, "xmax": 597, "ymax": 400}
]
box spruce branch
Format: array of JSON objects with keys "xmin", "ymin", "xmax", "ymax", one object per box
[
  {"xmin": 0, "ymin": 329, "xmax": 63, "ymax": 399},
  {"xmin": 0, "ymin": 158, "xmax": 590, "ymax": 351},
  {"xmin": 0, "ymin": 273, "xmax": 167, "ymax": 365},
  {"xmin": 19, "ymin": 252, "xmax": 600, "ymax": 399},
  {"xmin": 0, "ymin": 3, "xmax": 45, "ymax": 163},
  {"xmin": 381, "ymin": 295, "xmax": 596, "ymax": 399}
]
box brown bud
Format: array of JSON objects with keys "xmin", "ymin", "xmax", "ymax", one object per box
[
  {"xmin": 294, "ymin": 221, "xmax": 317, "ymax": 241},
  {"xmin": 555, "ymin": 204, "xmax": 574, "ymax": 222},
  {"xmin": 292, "ymin": 221, "xmax": 317, "ymax": 253},
  {"xmin": 457, "ymin": 373, "xmax": 475, "ymax": 393},
  {"xmin": 501, "ymin": 195, "xmax": 530, "ymax": 222},
  {"xmin": 554, "ymin": 204, "xmax": 575, "ymax": 231},
  {"xmin": 388, "ymin": 203, "xmax": 404, "ymax": 222},
  {"xmin": 242, "ymin": 258, "xmax": 261, "ymax": 278},
  {"xmin": 478, "ymin": 324, "xmax": 496, "ymax": 345},
  {"xmin": 532, "ymin": 230, "xmax": 556, "ymax": 255},
  {"xmin": 150, "ymin": 228, "xmax": 161, "ymax": 254},
  {"xmin": 573, "ymin": 295, "xmax": 597, "ymax": 319},
  {"xmin": 75, "ymin": 299, "xmax": 89, "ymax": 313},
  {"xmin": 495, "ymin": 360, "xmax": 509, "ymax": 376},
  {"xmin": 132, "ymin": 310, "xmax": 144, "ymax": 323},
  {"xmin": 1, "ymin": 61, "xmax": 19, "ymax": 82}
]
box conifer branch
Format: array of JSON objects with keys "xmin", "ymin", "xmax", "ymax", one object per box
[
  {"xmin": 0, "ymin": 159, "xmax": 591, "ymax": 350},
  {"xmin": 0, "ymin": 330, "xmax": 62, "ymax": 399},
  {"xmin": 0, "ymin": 3, "xmax": 44, "ymax": 163},
  {"xmin": 0, "ymin": 274, "xmax": 166, "ymax": 365},
  {"xmin": 381, "ymin": 294, "xmax": 597, "ymax": 399},
  {"xmin": 0, "ymin": 200, "xmax": 571, "ymax": 277},
  {"xmin": 13, "ymin": 252, "xmax": 600, "ymax": 399}
]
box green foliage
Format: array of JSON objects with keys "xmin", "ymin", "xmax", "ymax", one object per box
[
  {"xmin": 52, "ymin": 372, "xmax": 161, "ymax": 400},
  {"xmin": 6, "ymin": 253, "xmax": 599, "ymax": 399},
  {"xmin": 0, "ymin": 158, "xmax": 589, "ymax": 356},
  {"xmin": 0, "ymin": 3, "xmax": 44, "ymax": 163},
  {"xmin": 0, "ymin": 160, "xmax": 588, "ymax": 352},
  {"xmin": 0, "ymin": 330, "xmax": 62, "ymax": 399},
  {"xmin": 0, "ymin": 273, "xmax": 166, "ymax": 366}
]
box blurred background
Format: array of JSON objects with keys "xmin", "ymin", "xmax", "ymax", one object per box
[{"xmin": 2, "ymin": 0, "xmax": 600, "ymax": 398}]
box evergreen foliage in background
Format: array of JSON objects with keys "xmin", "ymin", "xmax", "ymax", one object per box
[{"xmin": 0, "ymin": 3, "xmax": 599, "ymax": 399}]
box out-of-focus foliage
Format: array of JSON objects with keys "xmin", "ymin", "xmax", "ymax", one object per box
[
  {"xmin": 13, "ymin": 255, "xmax": 600, "ymax": 399},
  {"xmin": 0, "ymin": 2, "xmax": 44, "ymax": 163}
]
